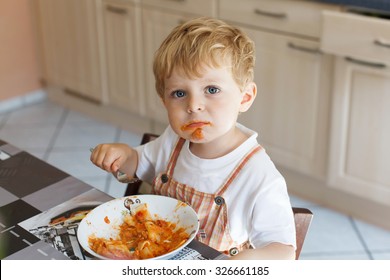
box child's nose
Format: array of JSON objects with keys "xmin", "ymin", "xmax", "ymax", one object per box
[{"xmin": 187, "ymin": 96, "xmax": 205, "ymax": 113}]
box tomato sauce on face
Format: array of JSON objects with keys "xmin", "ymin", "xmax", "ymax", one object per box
[
  {"xmin": 192, "ymin": 128, "xmax": 204, "ymax": 140},
  {"xmin": 181, "ymin": 121, "xmax": 211, "ymax": 140}
]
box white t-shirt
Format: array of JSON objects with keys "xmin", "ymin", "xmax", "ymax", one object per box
[{"xmin": 135, "ymin": 124, "xmax": 296, "ymax": 249}]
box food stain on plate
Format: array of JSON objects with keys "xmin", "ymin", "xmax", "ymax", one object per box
[
  {"xmin": 104, "ymin": 216, "xmax": 110, "ymax": 224},
  {"xmin": 174, "ymin": 200, "xmax": 187, "ymax": 212}
]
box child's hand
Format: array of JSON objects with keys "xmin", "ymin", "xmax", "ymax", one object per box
[{"xmin": 90, "ymin": 143, "xmax": 135, "ymax": 174}]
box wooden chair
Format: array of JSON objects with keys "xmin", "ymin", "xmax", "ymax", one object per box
[
  {"xmin": 292, "ymin": 207, "xmax": 313, "ymax": 259},
  {"xmin": 125, "ymin": 133, "xmax": 313, "ymax": 259}
]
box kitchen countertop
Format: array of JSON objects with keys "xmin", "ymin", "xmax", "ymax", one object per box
[{"xmin": 314, "ymin": 0, "xmax": 390, "ymax": 13}]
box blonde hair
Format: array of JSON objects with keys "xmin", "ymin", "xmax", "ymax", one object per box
[{"xmin": 153, "ymin": 17, "xmax": 255, "ymax": 98}]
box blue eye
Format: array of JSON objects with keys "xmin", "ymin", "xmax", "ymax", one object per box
[
  {"xmin": 172, "ymin": 90, "xmax": 186, "ymax": 98},
  {"xmin": 206, "ymin": 87, "xmax": 220, "ymax": 94}
]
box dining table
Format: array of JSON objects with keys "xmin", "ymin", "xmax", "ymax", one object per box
[{"xmin": 0, "ymin": 139, "xmax": 226, "ymax": 260}]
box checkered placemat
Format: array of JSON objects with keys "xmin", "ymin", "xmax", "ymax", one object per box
[{"xmin": 0, "ymin": 141, "xmax": 110, "ymax": 259}]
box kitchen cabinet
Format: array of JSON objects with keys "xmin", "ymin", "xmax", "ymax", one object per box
[
  {"xmin": 102, "ymin": 0, "xmax": 144, "ymax": 115},
  {"xmin": 240, "ymin": 29, "xmax": 332, "ymax": 178},
  {"xmin": 327, "ymin": 58, "xmax": 390, "ymax": 205},
  {"xmin": 37, "ymin": 0, "xmax": 104, "ymax": 102},
  {"xmin": 220, "ymin": 0, "xmax": 337, "ymax": 178},
  {"xmin": 322, "ymin": 11, "xmax": 390, "ymax": 205},
  {"xmin": 141, "ymin": 0, "xmax": 217, "ymax": 126},
  {"xmin": 218, "ymin": 0, "xmax": 335, "ymax": 39}
]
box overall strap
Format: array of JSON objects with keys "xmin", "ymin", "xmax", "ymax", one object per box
[
  {"xmin": 166, "ymin": 137, "xmax": 186, "ymax": 176},
  {"xmin": 216, "ymin": 144, "xmax": 262, "ymax": 196}
]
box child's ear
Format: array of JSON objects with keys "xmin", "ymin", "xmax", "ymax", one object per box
[{"xmin": 239, "ymin": 82, "xmax": 257, "ymax": 113}]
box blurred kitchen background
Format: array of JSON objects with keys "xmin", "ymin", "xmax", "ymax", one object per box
[{"xmin": 1, "ymin": 0, "xmax": 390, "ymax": 259}]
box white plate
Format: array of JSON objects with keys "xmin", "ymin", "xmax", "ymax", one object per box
[{"xmin": 77, "ymin": 194, "xmax": 199, "ymax": 260}]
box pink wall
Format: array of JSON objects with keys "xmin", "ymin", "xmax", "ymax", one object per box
[{"xmin": 0, "ymin": 0, "xmax": 41, "ymax": 101}]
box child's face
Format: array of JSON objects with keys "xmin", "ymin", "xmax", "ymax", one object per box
[{"xmin": 162, "ymin": 64, "xmax": 255, "ymax": 143}]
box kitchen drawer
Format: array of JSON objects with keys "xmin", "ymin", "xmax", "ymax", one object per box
[
  {"xmin": 321, "ymin": 11, "xmax": 390, "ymax": 65},
  {"xmin": 141, "ymin": 0, "xmax": 217, "ymax": 17},
  {"xmin": 219, "ymin": 0, "xmax": 340, "ymax": 38}
]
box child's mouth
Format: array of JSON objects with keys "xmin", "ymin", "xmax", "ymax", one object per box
[
  {"xmin": 181, "ymin": 121, "xmax": 211, "ymax": 140},
  {"xmin": 181, "ymin": 121, "xmax": 211, "ymax": 131}
]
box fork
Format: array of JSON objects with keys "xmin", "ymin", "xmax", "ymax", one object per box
[{"xmin": 89, "ymin": 148, "xmax": 139, "ymax": 183}]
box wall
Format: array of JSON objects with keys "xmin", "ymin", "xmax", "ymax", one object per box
[{"xmin": 0, "ymin": 0, "xmax": 41, "ymax": 102}]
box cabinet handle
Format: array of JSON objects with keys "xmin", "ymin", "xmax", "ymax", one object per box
[
  {"xmin": 287, "ymin": 42, "xmax": 321, "ymax": 54},
  {"xmin": 374, "ymin": 38, "xmax": 390, "ymax": 49},
  {"xmin": 106, "ymin": 5, "xmax": 127, "ymax": 15},
  {"xmin": 345, "ymin": 57, "xmax": 386, "ymax": 68},
  {"xmin": 254, "ymin": 8, "xmax": 287, "ymax": 19}
]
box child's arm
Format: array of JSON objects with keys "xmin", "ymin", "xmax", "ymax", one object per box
[
  {"xmin": 230, "ymin": 242, "xmax": 296, "ymax": 260},
  {"xmin": 90, "ymin": 143, "xmax": 138, "ymax": 180}
]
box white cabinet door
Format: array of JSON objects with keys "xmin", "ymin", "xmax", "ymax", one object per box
[
  {"xmin": 103, "ymin": 0, "xmax": 144, "ymax": 115},
  {"xmin": 141, "ymin": 8, "xmax": 195, "ymax": 125},
  {"xmin": 328, "ymin": 57, "xmax": 390, "ymax": 205},
  {"xmin": 239, "ymin": 27, "xmax": 332, "ymax": 178},
  {"xmin": 38, "ymin": 0, "xmax": 103, "ymax": 102}
]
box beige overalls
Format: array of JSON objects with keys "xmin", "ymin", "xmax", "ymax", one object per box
[{"xmin": 152, "ymin": 137, "xmax": 262, "ymax": 256}]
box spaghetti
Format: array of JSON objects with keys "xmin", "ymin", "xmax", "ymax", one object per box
[{"xmin": 88, "ymin": 204, "xmax": 189, "ymax": 259}]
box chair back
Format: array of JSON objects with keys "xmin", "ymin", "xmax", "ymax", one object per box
[{"xmin": 292, "ymin": 207, "xmax": 313, "ymax": 259}]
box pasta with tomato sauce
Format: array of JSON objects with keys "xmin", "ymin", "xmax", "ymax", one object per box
[{"xmin": 88, "ymin": 204, "xmax": 190, "ymax": 259}]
